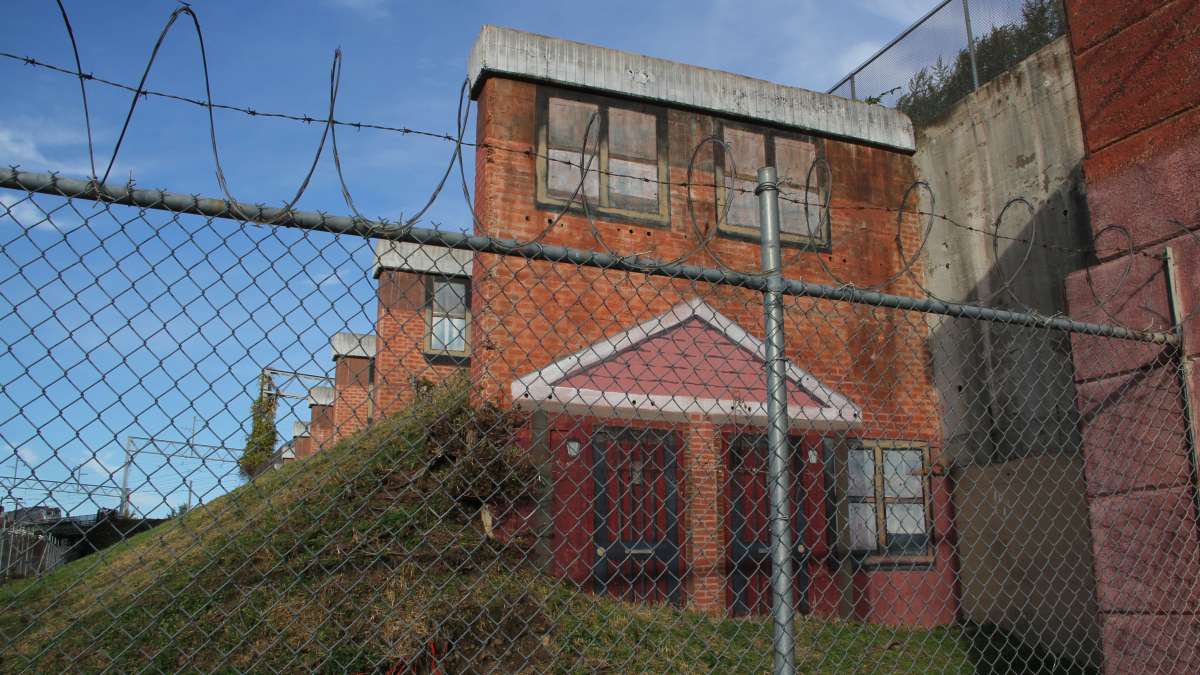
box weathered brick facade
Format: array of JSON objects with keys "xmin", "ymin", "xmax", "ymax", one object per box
[
  {"xmin": 291, "ymin": 421, "xmax": 312, "ymax": 460},
  {"xmin": 293, "ymin": 26, "xmax": 959, "ymax": 627},
  {"xmin": 329, "ymin": 332, "xmax": 377, "ymax": 444},
  {"xmin": 1063, "ymin": 1, "xmax": 1200, "ymax": 670},
  {"xmin": 307, "ymin": 386, "xmax": 335, "ymax": 455},
  {"xmin": 456, "ymin": 27, "xmax": 953, "ymax": 625},
  {"xmin": 373, "ymin": 242, "xmax": 473, "ymax": 418}
]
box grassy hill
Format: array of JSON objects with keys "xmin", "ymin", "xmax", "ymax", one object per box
[{"xmin": 0, "ymin": 379, "xmax": 971, "ymax": 672}]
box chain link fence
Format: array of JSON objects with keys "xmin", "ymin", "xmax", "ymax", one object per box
[
  {"xmin": 1, "ymin": 2, "xmax": 1198, "ymax": 671},
  {"xmin": 828, "ymin": 0, "xmax": 1067, "ymax": 125},
  {"xmin": 0, "ymin": 160, "xmax": 1195, "ymax": 672}
]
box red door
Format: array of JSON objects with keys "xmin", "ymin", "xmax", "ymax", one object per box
[
  {"xmin": 725, "ymin": 433, "xmax": 810, "ymax": 617},
  {"xmin": 592, "ymin": 427, "xmax": 681, "ymax": 605}
]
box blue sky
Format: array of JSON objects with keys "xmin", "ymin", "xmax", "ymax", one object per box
[{"xmin": 0, "ymin": 0, "xmax": 952, "ymax": 517}]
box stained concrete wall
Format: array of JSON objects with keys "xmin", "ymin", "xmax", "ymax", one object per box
[{"xmin": 913, "ymin": 37, "xmax": 1102, "ymax": 668}]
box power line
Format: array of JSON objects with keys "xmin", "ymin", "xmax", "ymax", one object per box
[{"xmin": 0, "ymin": 476, "xmax": 124, "ymax": 499}]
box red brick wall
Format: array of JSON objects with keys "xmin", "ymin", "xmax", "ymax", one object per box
[
  {"xmin": 1064, "ymin": 1, "xmax": 1200, "ymax": 669},
  {"xmin": 293, "ymin": 435, "xmax": 313, "ymax": 460},
  {"xmin": 375, "ymin": 268, "xmax": 468, "ymax": 417},
  {"xmin": 308, "ymin": 404, "xmax": 334, "ymax": 454},
  {"xmin": 685, "ymin": 418, "xmax": 723, "ymax": 615},
  {"xmin": 331, "ymin": 355, "xmax": 373, "ymax": 442},
  {"xmin": 471, "ymin": 75, "xmax": 952, "ymax": 625}
]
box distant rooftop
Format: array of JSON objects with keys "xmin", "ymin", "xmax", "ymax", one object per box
[
  {"xmin": 331, "ymin": 332, "xmax": 377, "ymax": 361},
  {"xmin": 374, "ymin": 240, "xmax": 473, "ymax": 277},
  {"xmin": 467, "ymin": 25, "xmax": 914, "ymax": 152},
  {"xmin": 307, "ymin": 386, "xmax": 335, "ymax": 407}
]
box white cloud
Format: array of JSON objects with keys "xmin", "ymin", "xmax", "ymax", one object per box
[
  {"xmin": 81, "ymin": 455, "xmax": 120, "ymax": 481},
  {"xmin": 0, "ymin": 123, "xmax": 92, "ymax": 176},
  {"xmin": 16, "ymin": 446, "xmax": 39, "ymax": 466},
  {"xmin": 130, "ymin": 490, "xmax": 164, "ymax": 516},
  {"xmin": 0, "ymin": 193, "xmax": 84, "ymax": 233}
]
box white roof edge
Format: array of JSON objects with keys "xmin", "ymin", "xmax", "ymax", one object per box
[
  {"xmin": 373, "ymin": 240, "xmax": 474, "ymax": 278},
  {"xmin": 307, "ymin": 386, "xmax": 335, "ymax": 407},
  {"xmin": 468, "ymin": 25, "xmax": 914, "ymax": 153},
  {"xmin": 331, "ymin": 332, "xmax": 378, "ymax": 360}
]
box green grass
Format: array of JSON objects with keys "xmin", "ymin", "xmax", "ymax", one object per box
[{"xmin": 0, "ymin": 379, "xmax": 972, "ymax": 673}]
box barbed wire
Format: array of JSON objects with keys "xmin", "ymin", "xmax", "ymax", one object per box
[
  {"xmin": 0, "ymin": 47, "xmax": 1143, "ymax": 263},
  {"xmin": 1, "ymin": 3, "xmax": 1193, "ymax": 336}
]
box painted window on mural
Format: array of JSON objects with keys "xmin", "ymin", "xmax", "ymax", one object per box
[
  {"xmin": 716, "ymin": 124, "xmax": 827, "ymax": 248},
  {"xmin": 425, "ymin": 277, "xmax": 469, "ymax": 357},
  {"xmin": 845, "ymin": 441, "xmax": 931, "ymax": 558},
  {"xmin": 538, "ymin": 91, "xmax": 669, "ymax": 224}
]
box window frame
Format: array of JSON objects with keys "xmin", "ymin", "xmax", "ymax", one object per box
[
  {"xmin": 844, "ymin": 439, "xmax": 933, "ymax": 565},
  {"xmin": 713, "ymin": 120, "xmax": 831, "ymax": 251},
  {"xmin": 422, "ymin": 274, "xmax": 471, "ymax": 361},
  {"xmin": 535, "ymin": 87, "xmax": 671, "ymax": 228}
]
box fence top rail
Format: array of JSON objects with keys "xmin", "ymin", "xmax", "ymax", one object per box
[
  {"xmin": 0, "ymin": 165, "xmax": 1177, "ymax": 346},
  {"xmin": 826, "ymin": 0, "xmax": 955, "ymax": 93}
]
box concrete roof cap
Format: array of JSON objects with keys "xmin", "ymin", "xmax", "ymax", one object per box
[
  {"xmin": 374, "ymin": 240, "xmax": 473, "ymax": 277},
  {"xmin": 308, "ymin": 386, "xmax": 335, "ymax": 407},
  {"xmin": 467, "ymin": 25, "xmax": 914, "ymax": 152},
  {"xmin": 292, "ymin": 421, "xmax": 310, "ymax": 438},
  {"xmin": 331, "ymin": 332, "xmax": 377, "ymax": 360}
]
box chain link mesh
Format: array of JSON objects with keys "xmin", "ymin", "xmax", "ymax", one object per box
[
  {"xmin": 0, "ymin": 1, "xmax": 1196, "ymax": 669},
  {"xmin": 0, "ymin": 165, "xmax": 1195, "ymax": 672},
  {"xmin": 828, "ymin": 0, "xmax": 1067, "ymax": 124}
]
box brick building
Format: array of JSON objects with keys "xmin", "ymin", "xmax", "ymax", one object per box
[{"xmin": 291, "ymin": 26, "xmax": 957, "ymax": 626}]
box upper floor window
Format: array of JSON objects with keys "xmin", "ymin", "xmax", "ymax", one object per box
[
  {"xmin": 425, "ymin": 276, "xmax": 470, "ymax": 358},
  {"xmin": 846, "ymin": 440, "xmax": 931, "ymax": 560},
  {"xmin": 536, "ymin": 90, "xmax": 670, "ymax": 226},
  {"xmin": 716, "ymin": 124, "xmax": 828, "ymax": 249}
]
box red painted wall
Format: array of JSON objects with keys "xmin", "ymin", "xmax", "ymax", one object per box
[{"xmin": 1064, "ymin": 1, "xmax": 1200, "ymax": 669}]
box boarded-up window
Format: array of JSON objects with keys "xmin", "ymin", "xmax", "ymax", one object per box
[
  {"xmin": 775, "ymin": 137, "xmax": 823, "ymax": 242},
  {"xmin": 538, "ymin": 91, "xmax": 668, "ymax": 224},
  {"xmin": 721, "ymin": 127, "xmax": 765, "ymax": 230},
  {"xmin": 717, "ymin": 125, "xmax": 827, "ymax": 248},
  {"xmin": 607, "ymin": 107, "xmax": 658, "ymax": 211},
  {"xmin": 547, "ymin": 98, "xmax": 600, "ymax": 202},
  {"xmin": 844, "ymin": 442, "xmax": 930, "ymax": 558}
]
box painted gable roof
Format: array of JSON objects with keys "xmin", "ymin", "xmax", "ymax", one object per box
[{"xmin": 511, "ymin": 298, "xmax": 861, "ymax": 429}]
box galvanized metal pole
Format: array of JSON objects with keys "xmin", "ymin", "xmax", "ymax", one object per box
[
  {"xmin": 849, "ymin": 74, "xmax": 857, "ymax": 101},
  {"xmin": 120, "ymin": 437, "xmax": 133, "ymax": 518},
  {"xmin": 757, "ymin": 166, "xmax": 796, "ymax": 675},
  {"xmin": 961, "ymin": 0, "xmax": 981, "ymax": 90}
]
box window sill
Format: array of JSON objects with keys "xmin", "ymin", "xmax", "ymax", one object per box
[
  {"xmin": 535, "ymin": 198, "xmax": 671, "ymax": 230},
  {"xmin": 422, "ymin": 351, "xmax": 471, "ymax": 367},
  {"xmin": 715, "ymin": 225, "xmax": 830, "ymax": 252},
  {"xmin": 851, "ymin": 553, "xmax": 936, "ymax": 570}
]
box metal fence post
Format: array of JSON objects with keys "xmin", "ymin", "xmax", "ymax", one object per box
[
  {"xmin": 961, "ymin": 0, "xmax": 981, "ymax": 90},
  {"xmin": 756, "ymin": 166, "xmax": 796, "ymax": 675},
  {"xmin": 849, "ymin": 74, "xmax": 857, "ymax": 101}
]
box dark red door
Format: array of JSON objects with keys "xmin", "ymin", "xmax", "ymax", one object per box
[
  {"xmin": 725, "ymin": 433, "xmax": 810, "ymax": 617},
  {"xmin": 592, "ymin": 427, "xmax": 681, "ymax": 605}
]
